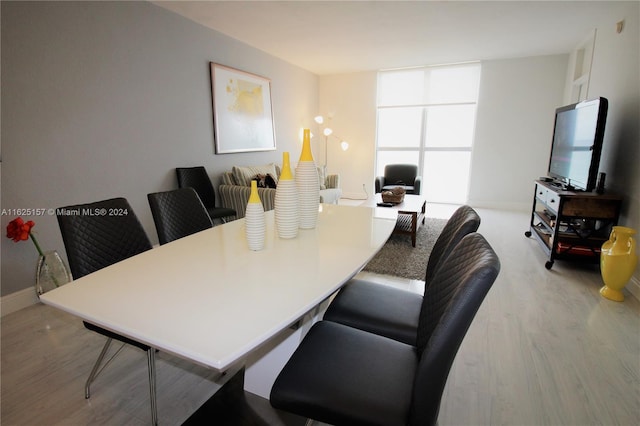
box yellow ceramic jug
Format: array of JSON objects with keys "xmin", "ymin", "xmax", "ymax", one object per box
[{"xmin": 600, "ymin": 226, "xmax": 637, "ymax": 301}]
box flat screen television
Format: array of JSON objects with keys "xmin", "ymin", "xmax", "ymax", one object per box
[{"xmin": 547, "ymin": 97, "xmax": 608, "ymax": 191}]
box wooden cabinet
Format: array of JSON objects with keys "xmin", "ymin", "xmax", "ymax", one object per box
[{"xmin": 525, "ymin": 180, "xmax": 622, "ymax": 269}]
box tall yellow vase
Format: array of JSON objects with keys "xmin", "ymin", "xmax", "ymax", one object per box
[
  {"xmin": 296, "ymin": 129, "xmax": 320, "ymax": 229},
  {"xmin": 600, "ymin": 226, "xmax": 637, "ymax": 302},
  {"xmin": 275, "ymin": 152, "xmax": 299, "ymax": 239}
]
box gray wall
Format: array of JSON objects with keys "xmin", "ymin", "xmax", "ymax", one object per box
[
  {"xmin": 469, "ymin": 55, "xmax": 568, "ymax": 210},
  {"xmin": 1, "ymin": 1, "xmax": 319, "ymax": 296},
  {"xmin": 587, "ymin": 2, "xmax": 639, "ymax": 228},
  {"xmin": 586, "ymin": 1, "xmax": 639, "ymax": 287}
]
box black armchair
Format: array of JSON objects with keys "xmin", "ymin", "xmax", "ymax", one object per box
[
  {"xmin": 176, "ymin": 166, "xmax": 236, "ymax": 223},
  {"xmin": 148, "ymin": 188, "xmax": 213, "ymax": 245},
  {"xmin": 56, "ymin": 198, "xmax": 158, "ymax": 425},
  {"xmin": 270, "ymin": 233, "xmax": 500, "ymax": 426},
  {"xmin": 323, "ymin": 205, "xmax": 481, "ymax": 346},
  {"xmin": 375, "ymin": 163, "xmax": 422, "ymax": 195}
]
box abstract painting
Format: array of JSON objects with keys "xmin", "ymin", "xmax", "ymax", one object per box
[{"xmin": 210, "ymin": 63, "xmax": 276, "ymax": 154}]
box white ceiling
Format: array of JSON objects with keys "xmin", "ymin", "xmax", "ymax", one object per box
[{"xmin": 153, "ymin": 1, "xmax": 620, "ymax": 75}]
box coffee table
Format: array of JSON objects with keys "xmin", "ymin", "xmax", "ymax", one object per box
[{"xmin": 365, "ymin": 194, "xmax": 426, "ymax": 247}]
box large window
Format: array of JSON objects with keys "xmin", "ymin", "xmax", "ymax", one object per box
[{"xmin": 376, "ymin": 63, "xmax": 481, "ymax": 203}]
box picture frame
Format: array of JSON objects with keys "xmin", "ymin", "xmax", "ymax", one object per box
[{"xmin": 210, "ymin": 63, "xmax": 277, "ymax": 154}]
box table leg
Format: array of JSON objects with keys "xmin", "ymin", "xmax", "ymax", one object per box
[
  {"xmin": 411, "ymin": 212, "xmax": 417, "ymax": 247},
  {"xmin": 182, "ymin": 368, "xmax": 247, "ymax": 425},
  {"xmin": 182, "ymin": 368, "xmax": 306, "ymax": 425}
]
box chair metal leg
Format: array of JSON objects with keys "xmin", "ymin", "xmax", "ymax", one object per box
[
  {"xmin": 85, "ymin": 338, "xmax": 158, "ymax": 425},
  {"xmin": 85, "ymin": 338, "xmax": 113, "ymax": 399},
  {"xmin": 147, "ymin": 349, "xmax": 158, "ymax": 426},
  {"xmin": 85, "ymin": 338, "xmax": 127, "ymax": 399}
]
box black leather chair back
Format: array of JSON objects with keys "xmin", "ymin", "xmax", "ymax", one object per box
[
  {"xmin": 425, "ymin": 205, "xmax": 481, "ymax": 284},
  {"xmin": 57, "ymin": 198, "xmax": 152, "ymax": 280},
  {"xmin": 176, "ymin": 166, "xmax": 216, "ymax": 210},
  {"xmin": 56, "ymin": 197, "xmax": 154, "ymax": 418},
  {"xmin": 384, "ymin": 164, "xmax": 418, "ymax": 186},
  {"xmin": 411, "ymin": 233, "xmax": 500, "ymax": 425},
  {"xmin": 148, "ymin": 188, "xmax": 213, "ymax": 245}
]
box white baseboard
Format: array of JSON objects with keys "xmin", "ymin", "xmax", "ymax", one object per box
[
  {"xmin": 626, "ymin": 276, "xmax": 640, "ymax": 301},
  {"xmin": 1, "ymin": 287, "xmax": 39, "ymax": 317}
]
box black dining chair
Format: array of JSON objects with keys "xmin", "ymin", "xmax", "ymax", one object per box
[
  {"xmin": 270, "ymin": 232, "xmax": 500, "ymax": 426},
  {"xmin": 56, "ymin": 198, "xmax": 158, "ymax": 425},
  {"xmin": 323, "ymin": 205, "xmax": 481, "ymax": 346},
  {"xmin": 176, "ymin": 166, "xmax": 236, "ymax": 223},
  {"xmin": 148, "ymin": 188, "xmax": 213, "ymax": 245}
]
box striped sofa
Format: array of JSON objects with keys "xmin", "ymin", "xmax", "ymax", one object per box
[{"xmin": 218, "ymin": 164, "xmax": 341, "ymax": 218}]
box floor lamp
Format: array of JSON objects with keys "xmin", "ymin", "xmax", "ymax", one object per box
[{"xmin": 314, "ymin": 115, "xmax": 349, "ymax": 171}]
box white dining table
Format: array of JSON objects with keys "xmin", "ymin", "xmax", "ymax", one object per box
[{"xmin": 40, "ymin": 203, "xmax": 396, "ymax": 373}]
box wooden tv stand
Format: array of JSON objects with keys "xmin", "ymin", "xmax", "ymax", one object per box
[{"xmin": 525, "ymin": 180, "xmax": 622, "ymax": 270}]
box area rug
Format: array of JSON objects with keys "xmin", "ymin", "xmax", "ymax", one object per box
[{"xmin": 363, "ymin": 217, "xmax": 447, "ymax": 280}]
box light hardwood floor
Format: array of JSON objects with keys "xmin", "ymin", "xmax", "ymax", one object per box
[{"xmin": 2, "ymin": 207, "xmax": 639, "ymax": 425}]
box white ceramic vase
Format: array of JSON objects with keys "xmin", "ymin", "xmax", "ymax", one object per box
[
  {"xmin": 296, "ymin": 129, "xmax": 320, "ymax": 229},
  {"xmin": 275, "ymin": 152, "xmax": 299, "ymax": 238},
  {"xmin": 245, "ymin": 180, "xmax": 266, "ymax": 250}
]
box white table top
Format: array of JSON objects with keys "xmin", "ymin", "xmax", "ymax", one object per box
[
  {"xmin": 40, "ymin": 204, "xmax": 396, "ymax": 371},
  {"xmin": 362, "ymin": 193, "xmax": 426, "ymax": 220}
]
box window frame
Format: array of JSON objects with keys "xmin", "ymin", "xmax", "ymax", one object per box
[{"xmin": 375, "ymin": 63, "xmax": 481, "ymax": 203}]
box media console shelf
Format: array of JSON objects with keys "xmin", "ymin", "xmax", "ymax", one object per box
[{"xmin": 525, "ymin": 180, "xmax": 622, "ymax": 270}]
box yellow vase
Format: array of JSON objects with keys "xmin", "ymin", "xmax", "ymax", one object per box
[
  {"xmin": 600, "ymin": 226, "xmax": 637, "ymax": 302},
  {"xmin": 245, "ymin": 180, "xmax": 265, "ymax": 251},
  {"xmin": 275, "ymin": 152, "xmax": 299, "ymax": 239},
  {"xmin": 296, "ymin": 129, "xmax": 319, "ymax": 229}
]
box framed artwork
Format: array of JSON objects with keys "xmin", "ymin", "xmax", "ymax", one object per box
[{"xmin": 210, "ymin": 63, "xmax": 277, "ymax": 154}]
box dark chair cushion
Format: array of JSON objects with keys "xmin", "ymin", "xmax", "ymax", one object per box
[
  {"xmin": 382, "ymin": 184, "xmax": 416, "ymax": 194},
  {"xmin": 270, "ymin": 321, "xmax": 418, "ymax": 426},
  {"xmin": 324, "ymin": 280, "xmax": 422, "ymax": 346}
]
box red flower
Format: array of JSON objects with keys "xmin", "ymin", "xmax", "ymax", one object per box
[
  {"xmin": 7, "ymin": 217, "xmax": 63, "ymax": 291},
  {"xmin": 6, "ymin": 217, "xmax": 36, "ymax": 243}
]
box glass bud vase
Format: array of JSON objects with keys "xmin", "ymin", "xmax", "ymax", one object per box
[
  {"xmin": 36, "ymin": 250, "xmax": 71, "ymax": 298},
  {"xmin": 296, "ymin": 128, "xmax": 320, "ymax": 229}
]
